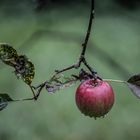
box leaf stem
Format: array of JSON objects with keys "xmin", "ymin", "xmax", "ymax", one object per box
[
  {"xmin": 29, "ymin": 85, "xmax": 37, "ymax": 100},
  {"xmin": 9, "ymin": 97, "xmax": 35, "ymax": 103},
  {"xmin": 103, "ymin": 79, "xmax": 127, "ymax": 84}
]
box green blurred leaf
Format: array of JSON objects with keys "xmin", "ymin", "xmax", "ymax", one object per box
[
  {"xmin": 0, "ymin": 43, "xmax": 18, "ymax": 67},
  {"xmin": 127, "ymin": 74, "xmax": 140, "ymax": 99},
  {"xmin": 0, "ymin": 94, "xmax": 13, "ymax": 111}
]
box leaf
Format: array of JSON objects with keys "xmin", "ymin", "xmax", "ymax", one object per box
[
  {"xmin": 0, "ymin": 43, "xmax": 18, "ymax": 67},
  {"xmin": 127, "ymin": 74, "xmax": 140, "ymax": 99},
  {"xmin": 0, "ymin": 44, "xmax": 35, "ymax": 85},
  {"xmin": 0, "ymin": 94, "xmax": 13, "ymax": 101},
  {"xmin": 15, "ymin": 55, "xmax": 35, "ymax": 85},
  {"xmin": 0, "ymin": 94, "xmax": 13, "ymax": 111},
  {"xmin": 46, "ymin": 76, "xmax": 77, "ymax": 93}
]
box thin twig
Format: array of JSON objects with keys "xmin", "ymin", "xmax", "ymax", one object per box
[
  {"xmin": 32, "ymin": 0, "xmax": 95, "ymax": 100},
  {"xmin": 34, "ymin": 82, "xmax": 46, "ymax": 100},
  {"xmin": 81, "ymin": 0, "xmax": 94, "ymax": 57},
  {"xmin": 29, "ymin": 85, "xmax": 36, "ymax": 100},
  {"xmin": 9, "ymin": 97, "xmax": 35, "ymax": 103},
  {"xmin": 51, "ymin": 0, "xmax": 95, "ymax": 76},
  {"xmin": 82, "ymin": 58, "xmax": 96, "ymax": 75}
]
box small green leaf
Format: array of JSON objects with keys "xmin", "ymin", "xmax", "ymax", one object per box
[
  {"xmin": 0, "ymin": 43, "xmax": 18, "ymax": 67},
  {"xmin": 0, "ymin": 94, "xmax": 13, "ymax": 111},
  {"xmin": 15, "ymin": 55, "xmax": 35, "ymax": 85},
  {"xmin": 127, "ymin": 74, "xmax": 140, "ymax": 99}
]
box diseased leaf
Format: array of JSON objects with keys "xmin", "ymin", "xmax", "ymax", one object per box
[
  {"xmin": 127, "ymin": 74, "xmax": 140, "ymax": 86},
  {"xmin": 0, "ymin": 94, "xmax": 13, "ymax": 101},
  {"xmin": 46, "ymin": 76, "xmax": 77, "ymax": 93},
  {"xmin": 0, "ymin": 101, "xmax": 8, "ymax": 111},
  {"xmin": 0, "ymin": 43, "xmax": 18, "ymax": 67},
  {"xmin": 15, "ymin": 55, "xmax": 35, "ymax": 85},
  {"xmin": 0, "ymin": 44, "xmax": 35, "ymax": 85},
  {"xmin": 0, "ymin": 94, "xmax": 13, "ymax": 111},
  {"xmin": 127, "ymin": 74, "xmax": 140, "ymax": 99}
]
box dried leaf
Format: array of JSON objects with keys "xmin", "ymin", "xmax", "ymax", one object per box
[
  {"xmin": 0, "ymin": 44, "xmax": 18, "ymax": 67},
  {"xmin": 46, "ymin": 76, "xmax": 77, "ymax": 93},
  {"xmin": 127, "ymin": 74, "xmax": 140, "ymax": 99},
  {"xmin": 0, "ymin": 94, "xmax": 13, "ymax": 101},
  {"xmin": 15, "ymin": 55, "xmax": 35, "ymax": 85},
  {"xmin": 46, "ymin": 84, "xmax": 61, "ymax": 93},
  {"xmin": 0, "ymin": 94, "xmax": 13, "ymax": 111}
]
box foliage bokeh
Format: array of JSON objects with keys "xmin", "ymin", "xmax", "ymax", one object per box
[{"xmin": 0, "ymin": 0, "xmax": 140, "ymax": 140}]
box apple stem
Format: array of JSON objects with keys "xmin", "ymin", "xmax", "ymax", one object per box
[{"xmin": 103, "ymin": 79, "xmax": 127, "ymax": 84}]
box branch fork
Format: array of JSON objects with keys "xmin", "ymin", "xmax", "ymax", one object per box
[{"xmin": 31, "ymin": 0, "xmax": 97, "ymax": 100}]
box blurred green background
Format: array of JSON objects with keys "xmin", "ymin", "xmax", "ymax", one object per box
[{"xmin": 0, "ymin": 0, "xmax": 140, "ymax": 140}]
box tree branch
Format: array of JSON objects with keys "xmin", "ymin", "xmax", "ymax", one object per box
[
  {"xmin": 33, "ymin": 0, "xmax": 96, "ymax": 100},
  {"xmin": 81, "ymin": 0, "xmax": 94, "ymax": 57},
  {"xmin": 52, "ymin": 0, "xmax": 95, "ymax": 75}
]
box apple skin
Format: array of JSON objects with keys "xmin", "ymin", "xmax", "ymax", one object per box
[{"xmin": 75, "ymin": 79, "xmax": 114, "ymax": 118}]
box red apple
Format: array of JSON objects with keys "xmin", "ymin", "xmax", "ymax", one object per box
[{"xmin": 75, "ymin": 79, "xmax": 114, "ymax": 118}]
